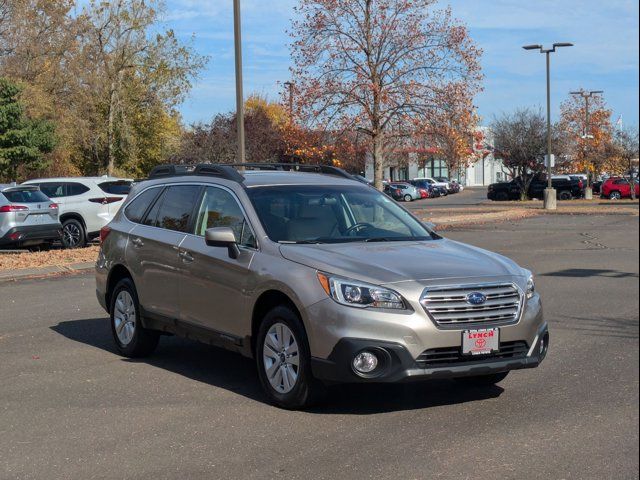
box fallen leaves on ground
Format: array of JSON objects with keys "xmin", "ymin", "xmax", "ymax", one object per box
[{"xmin": 0, "ymin": 246, "xmax": 99, "ymax": 271}]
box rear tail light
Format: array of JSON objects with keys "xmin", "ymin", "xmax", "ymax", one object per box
[
  {"xmin": 0, "ymin": 204, "xmax": 28, "ymax": 213},
  {"xmin": 579, "ymin": 180, "xmax": 584, "ymax": 189},
  {"xmin": 49, "ymin": 203, "xmax": 59, "ymax": 210},
  {"xmin": 99, "ymin": 226, "xmax": 112, "ymax": 244},
  {"xmin": 89, "ymin": 197, "xmax": 124, "ymax": 205}
]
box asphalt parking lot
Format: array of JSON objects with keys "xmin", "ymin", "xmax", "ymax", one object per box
[{"xmin": 1, "ymin": 214, "xmax": 638, "ymax": 480}]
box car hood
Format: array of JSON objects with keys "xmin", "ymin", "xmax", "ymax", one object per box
[{"xmin": 279, "ymin": 239, "xmax": 524, "ymax": 285}]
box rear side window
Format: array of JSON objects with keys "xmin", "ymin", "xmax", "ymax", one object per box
[
  {"xmin": 124, "ymin": 188, "xmax": 161, "ymax": 223},
  {"xmin": 66, "ymin": 182, "xmax": 90, "ymax": 196},
  {"xmin": 99, "ymin": 181, "xmax": 132, "ymax": 195},
  {"xmin": 614, "ymin": 179, "xmax": 628, "ymax": 185},
  {"xmin": 144, "ymin": 185, "xmax": 201, "ymax": 233},
  {"xmin": 38, "ymin": 183, "xmax": 65, "ymax": 198},
  {"xmin": 2, "ymin": 189, "xmax": 50, "ymax": 203}
]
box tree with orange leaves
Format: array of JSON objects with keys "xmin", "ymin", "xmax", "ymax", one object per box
[
  {"xmin": 289, "ymin": 0, "xmax": 482, "ymax": 190},
  {"xmin": 558, "ymin": 91, "xmax": 613, "ymax": 184}
]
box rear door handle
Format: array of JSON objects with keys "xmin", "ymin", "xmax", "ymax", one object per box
[
  {"xmin": 131, "ymin": 237, "xmax": 144, "ymax": 248},
  {"xmin": 179, "ymin": 250, "xmax": 194, "ymax": 263}
]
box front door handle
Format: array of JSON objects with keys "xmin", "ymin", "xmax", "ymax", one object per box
[
  {"xmin": 131, "ymin": 237, "xmax": 144, "ymax": 248},
  {"xmin": 179, "ymin": 250, "xmax": 194, "ymax": 263}
]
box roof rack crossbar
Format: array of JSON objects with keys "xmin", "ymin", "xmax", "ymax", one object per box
[{"xmin": 148, "ymin": 164, "xmax": 245, "ymax": 183}]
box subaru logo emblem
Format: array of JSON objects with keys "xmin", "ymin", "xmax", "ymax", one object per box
[{"xmin": 466, "ymin": 292, "xmax": 487, "ymax": 305}]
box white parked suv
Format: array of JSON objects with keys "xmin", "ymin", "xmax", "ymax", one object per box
[{"xmin": 23, "ymin": 177, "xmax": 132, "ymax": 248}]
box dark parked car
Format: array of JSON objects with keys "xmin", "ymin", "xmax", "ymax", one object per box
[
  {"xmin": 488, "ymin": 176, "xmax": 584, "ymax": 201},
  {"xmin": 409, "ymin": 180, "xmax": 441, "ymax": 198}
]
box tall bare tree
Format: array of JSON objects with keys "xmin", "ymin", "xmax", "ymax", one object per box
[{"xmin": 289, "ymin": 0, "xmax": 482, "ymax": 189}]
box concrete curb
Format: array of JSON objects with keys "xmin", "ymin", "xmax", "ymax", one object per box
[{"xmin": 0, "ymin": 262, "xmax": 95, "ymax": 283}]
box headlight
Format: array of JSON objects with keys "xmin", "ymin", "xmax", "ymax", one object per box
[
  {"xmin": 526, "ymin": 275, "xmax": 535, "ymax": 299},
  {"xmin": 317, "ymin": 273, "xmax": 406, "ymax": 310}
]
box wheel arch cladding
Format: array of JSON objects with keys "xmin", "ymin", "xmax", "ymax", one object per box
[
  {"xmin": 60, "ymin": 213, "xmax": 86, "ymax": 229},
  {"xmin": 251, "ymin": 290, "xmax": 303, "ymax": 355},
  {"xmin": 106, "ymin": 264, "xmax": 133, "ymax": 313}
]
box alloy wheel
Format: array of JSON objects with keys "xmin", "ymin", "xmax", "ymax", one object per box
[
  {"xmin": 62, "ymin": 223, "xmax": 82, "ymax": 247},
  {"xmin": 263, "ymin": 322, "xmax": 300, "ymax": 394},
  {"xmin": 113, "ymin": 290, "xmax": 136, "ymax": 346}
]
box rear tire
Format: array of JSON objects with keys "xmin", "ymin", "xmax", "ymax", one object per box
[
  {"xmin": 609, "ymin": 191, "xmax": 621, "ymax": 200},
  {"xmin": 61, "ymin": 218, "xmax": 86, "ymax": 249},
  {"xmin": 110, "ymin": 278, "xmax": 159, "ymax": 358},
  {"xmin": 256, "ymin": 305, "xmax": 325, "ymax": 409},
  {"xmin": 454, "ymin": 371, "xmax": 509, "ymax": 386},
  {"xmin": 559, "ymin": 190, "xmax": 572, "ymax": 201},
  {"xmin": 403, "ymin": 194, "xmax": 412, "ymax": 202}
]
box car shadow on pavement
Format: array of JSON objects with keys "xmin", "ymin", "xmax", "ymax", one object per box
[
  {"xmin": 541, "ymin": 268, "xmax": 639, "ymax": 279},
  {"xmin": 51, "ymin": 317, "xmax": 504, "ymax": 414}
]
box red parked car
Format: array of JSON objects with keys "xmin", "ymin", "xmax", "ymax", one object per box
[
  {"xmin": 601, "ymin": 177, "xmax": 639, "ymax": 200},
  {"xmin": 418, "ymin": 188, "xmax": 429, "ymax": 199}
]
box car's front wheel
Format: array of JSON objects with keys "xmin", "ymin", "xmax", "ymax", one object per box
[
  {"xmin": 609, "ymin": 191, "xmax": 622, "ymax": 200},
  {"xmin": 454, "ymin": 371, "xmax": 509, "ymax": 387},
  {"xmin": 256, "ymin": 305, "xmax": 324, "ymax": 409},
  {"xmin": 110, "ymin": 278, "xmax": 159, "ymax": 358},
  {"xmin": 403, "ymin": 194, "xmax": 413, "ymax": 202}
]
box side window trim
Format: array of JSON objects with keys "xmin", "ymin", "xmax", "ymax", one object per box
[{"xmin": 189, "ymin": 184, "xmax": 259, "ymax": 251}]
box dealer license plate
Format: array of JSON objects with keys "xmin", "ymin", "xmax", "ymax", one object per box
[{"xmin": 462, "ymin": 328, "xmax": 499, "ymax": 355}]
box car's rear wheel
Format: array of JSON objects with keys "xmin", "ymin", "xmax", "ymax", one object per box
[
  {"xmin": 110, "ymin": 278, "xmax": 159, "ymax": 358},
  {"xmin": 256, "ymin": 305, "xmax": 324, "ymax": 409},
  {"xmin": 559, "ymin": 190, "xmax": 572, "ymax": 201},
  {"xmin": 61, "ymin": 218, "xmax": 86, "ymax": 249},
  {"xmin": 454, "ymin": 371, "xmax": 509, "ymax": 386},
  {"xmin": 609, "ymin": 191, "xmax": 622, "ymax": 200},
  {"xmin": 403, "ymin": 194, "xmax": 412, "ymax": 202}
]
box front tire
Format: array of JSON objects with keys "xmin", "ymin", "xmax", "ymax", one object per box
[
  {"xmin": 110, "ymin": 278, "xmax": 159, "ymax": 358},
  {"xmin": 559, "ymin": 190, "xmax": 572, "ymax": 201},
  {"xmin": 454, "ymin": 371, "xmax": 509, "ymax": 387},
  {"xmin": 256, "ymin": 305, "xmax": 324, "ymax": 409},
  {"xmin": 403, "ymin": 194, "xmax": 412, "ymax": 202},
  {"xmin": 609, "ymin": 191, "xmax": 621, "ymax": 200}
]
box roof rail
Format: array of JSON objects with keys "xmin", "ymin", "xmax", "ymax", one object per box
[
  {"xmin": 224, "ymin": 163, "xmax": 358, "ymax": 181},
  {"xmin": 148, "ymin": 162, "xmax": 364, "ymax": 185},
  {"xmin": 148, "ymin": 164, "xmax": 244, "ymax": 183}
]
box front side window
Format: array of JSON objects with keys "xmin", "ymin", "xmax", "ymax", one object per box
[
  {"xmin": 37, "ymin": 183, "xmax": 65, "ymax": 198},
  {"xmin": 143, "ymin": 185, "xmax": 201, "ymax": 233},
  {"xmin": 248, "ymin": 185, "xmax": 434, "ymax": 244},
  {"xmin": 194, "ymin": 187, "xmax": 256, "ymax": 248}
]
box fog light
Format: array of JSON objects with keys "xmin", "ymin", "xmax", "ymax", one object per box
[{"xmin": 353, "ymin": 351, "xmax": 378, "ymax": 374}]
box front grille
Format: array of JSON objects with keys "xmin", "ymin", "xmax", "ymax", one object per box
[
  {"xmin": 420, "ymin": 283, "xmax": 523, "ymax": 329},
  {"xmin": 416, "ymin": 341, "xmax": 529, "ymax": 369}
]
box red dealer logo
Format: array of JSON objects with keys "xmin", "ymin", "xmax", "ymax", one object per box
[{"xmin": 475, "ymin": 338, "xmax": 487, "ymax": 349}]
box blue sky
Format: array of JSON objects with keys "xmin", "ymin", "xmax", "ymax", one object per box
[{"xmin": 165, "ymin": 0, "xmax": 640, "ymax": 128}]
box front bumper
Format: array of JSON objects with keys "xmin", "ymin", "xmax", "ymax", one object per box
[
  {"xmin": 312, "ymin": 324, "xmax": 549, "ymax": 383},
  {"xmin": 0, "ymin": 224, "xmax": 62, "ymax": 247}
]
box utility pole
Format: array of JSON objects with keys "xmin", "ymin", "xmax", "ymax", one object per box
[
  {"xmin": 284, "ymin": 81, "xmax": 294, "ymax": 120},
  {"xmin": 523, "ymin": 42, "xmax": 573, "ymax": 210},
  {"xmin": 233, "ymin": 0, "xmax": 245, "ymax": 167},
  {"xmin": 570, "ymin": 89, "xmax": 603, "ymax": 199}
]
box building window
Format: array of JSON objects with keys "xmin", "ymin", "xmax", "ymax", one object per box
[{"xmin": 420, "ymin": 158, "xmax": 449, "ymax": 179}]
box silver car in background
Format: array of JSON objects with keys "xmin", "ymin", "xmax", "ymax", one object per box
[
  {"xmin": 0, "ymin": 184, "xmax": 61, "ymax": 249},
  {"xmin": 96, "ymin": 164, "xmax": 548, "ymax": 409},
  {"xmin": 390, "ymin": 182, "xmax": 421, "ymax": 201}
]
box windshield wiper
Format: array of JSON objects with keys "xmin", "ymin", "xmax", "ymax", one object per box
[
  {"xmin": 364, "ymin": 236, "xmax": 429, "ymax": 243},
  {"xmin": 278, "ymin": 240, "xmax": 325, "ymax": 244}
]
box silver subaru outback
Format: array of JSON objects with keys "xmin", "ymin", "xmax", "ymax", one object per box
[{"xmin": 96, "ymin": 164, "xmax": 548, "ymax": 409}]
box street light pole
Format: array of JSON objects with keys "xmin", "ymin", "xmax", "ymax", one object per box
[
  {"xmin": 570, "ymin": 89, "xmax": 603, "ymax": 199},
  {"xmin": 523, "ymin": 42, "xmax": 573, "ymax": 210},
  {"xmin": 233, "ymin": 0, "xmax": 246, "ymax": 167}
]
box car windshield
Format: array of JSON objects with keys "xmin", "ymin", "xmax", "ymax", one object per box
[{"xmin": 247, "ymin": 185, "xmax": 435, "ymax": 244}]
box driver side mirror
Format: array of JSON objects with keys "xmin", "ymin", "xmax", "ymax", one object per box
[{"xmin": 205, "ymin": 227, "xmax": 240, "ymax": 259}]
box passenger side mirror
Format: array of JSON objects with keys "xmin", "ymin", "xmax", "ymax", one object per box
[{"xmin": 205, "ymin": 227, "xmax": 240, "ymax": 259}]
